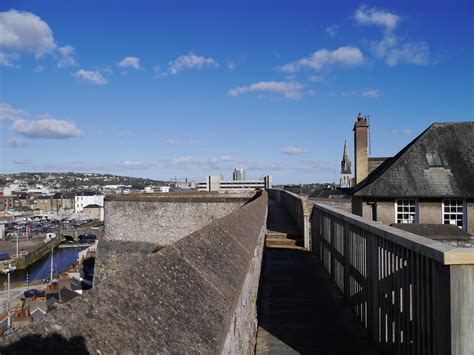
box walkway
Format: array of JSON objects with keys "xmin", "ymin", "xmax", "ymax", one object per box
[{"xmin": 256, "ymin": 198, "xmax": 379, "ymax": 354}]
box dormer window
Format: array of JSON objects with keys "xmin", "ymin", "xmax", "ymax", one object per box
[{"xmin": 426, "ymin": 152, "xmax": 443, "ymax": 167}]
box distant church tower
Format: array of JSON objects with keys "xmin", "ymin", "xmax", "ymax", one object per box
[{"xmin": 340, "ymin": 140, "xmax": 352, "ymax": 188}]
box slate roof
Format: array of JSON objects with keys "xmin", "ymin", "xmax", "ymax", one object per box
[
  {"xmin": 353, "ymin": 122, "xmax": 474, "ymax": 198},
  {"xmin": 368, "ymin": 157, "xmax": 389, "ymax": 174},
  {"xmin": 391, "ymin": 224, "xmax": 472, "ymax": 240}
]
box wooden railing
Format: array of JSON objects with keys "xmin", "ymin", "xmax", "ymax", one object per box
[
  {"xmin": 311, "ymin": 202, "xmax": 474, "ymax": 355},
  {"xmin": 266, "ymin": 189, "xmax": 311, "ymax": 249}
]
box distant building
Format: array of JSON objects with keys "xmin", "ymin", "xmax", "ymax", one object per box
[
  {"xmin": 233, "ymin": 168, "xmax": 246, "ymax": 181},
  {"xmin": 340, "ymin": 140, "xmax": 352, "ymax": 188},
  {"xmin": 83, "ymin": 204, "xmax": 104, "ymax": 221},
  {"xmin": 197, "ymin": 175, "xmax": 272, "ymax": 192},
  {"xmin": 351, "ymin": 119, "xmax": 474, "ymax": 234},
  {"xmin": 75, "ymin": 193, "xmax": 104, "ymax": 214},
  {"xmin": 144, "ymin": 186, "xmax": 170, "ymax": 193}
]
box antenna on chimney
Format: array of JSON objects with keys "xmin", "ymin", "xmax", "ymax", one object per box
[{"xmin": 366, "ymin": 115, "xmax": 372, "ymax": 155}]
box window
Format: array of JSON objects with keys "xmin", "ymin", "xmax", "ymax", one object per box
[
  {"xmin": 443, "ymin": 200, "xmax": 465, "ymax": 229},
  {"xmin": 396, "ymin": 199, "xmax": 417, "ymax": 224},
  {"xmin": 426, "ymin": 152, "xmax": 443, "ymax": 167}
]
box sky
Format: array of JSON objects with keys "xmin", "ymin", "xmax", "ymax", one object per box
[{"xmin": 0, "ymin": 0, "xmax": 473, "ymax": 184}]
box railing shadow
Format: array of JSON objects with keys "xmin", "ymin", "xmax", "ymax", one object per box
[{"xmin": 0, "ymin": 333, "xmax": 89, "ymax": 354}]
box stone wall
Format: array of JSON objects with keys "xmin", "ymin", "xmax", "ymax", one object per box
[
  {"xmin": 104, "ymin": 193, "xmax": 253, "ymax": 246},
  {"xmin": 0, "ymin": 192, "xmax": 268, "ymax": 354}
]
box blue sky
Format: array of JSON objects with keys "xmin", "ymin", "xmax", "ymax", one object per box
[{"xmin": 1, "ymin": 0, "xmax": 473, "ymax": 184}]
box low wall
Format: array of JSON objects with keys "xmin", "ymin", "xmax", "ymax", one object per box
[
  {"xmin": 0, "ymin": 192, "xmax": 268, "ymax": 354},
  {"xmin": 104, "ymin": 192, "xmax": 253, "ymax": 246},
  {"xmin": 14, "ymin": 236, "xmax": 64, "ymax": 270},
  {"xmin": 267, "ymin": 189, "xmax": 311, "ymax": 250}
]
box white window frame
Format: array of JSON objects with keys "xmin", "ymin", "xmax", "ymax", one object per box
[
  {"xmin": 395, "ymin": 199, "xmax": 418, "ymax": 224},
  {"xmin": 442, "ymin": 199, "xmax": 466, "ymax": 231}
]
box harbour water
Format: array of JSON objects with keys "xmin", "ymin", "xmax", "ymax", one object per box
[{"xmin": 1, "ymin": 246, "xmax": 87, "ymax": 284}]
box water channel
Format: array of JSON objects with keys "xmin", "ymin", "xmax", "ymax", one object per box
[{"xmin": 0, "ymin": 246, "xmax": 87, "ymax": 284}]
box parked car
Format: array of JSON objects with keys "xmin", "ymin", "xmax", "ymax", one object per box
[
  {"xmin": 79, "ymin": 233, "xmax": 96, "ymax": 242},
  {"xmin": 0, "ymin": 253, "xmax": 10, "ymax": 261},
  {"xmin": 24, "ymin": 289, "xmax": 42, "ymax": 298}
]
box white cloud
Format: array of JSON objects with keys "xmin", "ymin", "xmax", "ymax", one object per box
[
  {"xmin": 73, "ymin": 69, "xmax": 107, "ymax": 85},
  {"xmin": 163, "ymin": 155, "xmax": 233, "ymax": 169},
  {"xmin": 118, "ymin": 56, "xmax": 141, "ymax": 70},
  {"xmin": 354, "ymin": 5, "xmax": 400, "ymax": 31},
  {"xmin": 13, "ymin": 159, "xmax": 32, "ymax": 165},
  {"xmin": 281, "ymin": 146, "xmax": 311, "ymax": 155},
  {"xmin": 384, "ymin": 41, "xmax": 430, "ymax": 66},
  {"xmin": 153, "ymin": 64, "xmax": 168, "ymax": 79},
  {"xmin": 279, "ymin": 46, "xmax": 364, "ymax": 73},
  {"xmin": 361, "ymin": 89, "xmax": 383, "ymax": 98},
  {"xmin": 188, "ymin": 138, "xmax": 201, "ymax": 144},
  {"xmin": 34, "ymin": 64, "xmax": 44, "ymax": 72},
  {"xmin": 229, "ymin": 81, "xmax": 304, "ymax": 99},
  {"xmin": 169, "ymin": 52, "xmax": 218, "ymax": 74},
  {"xmin": 0, "ymin": 103, "xmax": 29, "ymax": 120},
  {"xmin": 1, "ymin": 138, "xmax": 29, "ymax": 148},
  {"xmin": 342, "ymin": 89, "xmax": 383, "ymax": 98},
  {"xmin": 354, "ymin": 6, "xmax": 431, "ymax": 67},
  {"xmin": 326, "ymin": 24, "xmax": 339, "ymax": 38},
  {"xmin": 308, "ymin": 75, "xmax": 323, "ymax": 82},
  {"xmin": 57, "ymin": 45, "xmax": 76, "ymax": 68},
  {"xmin": 227, "ymin": 60, "xmax": 236, "ymax": 71},
  {"xmin": 0, "ymin": 10, "xmax": 55, "ymax": 58},
  {"xmin": 370, "ymin": 33, "xmax": 430, "ymax": 66},
  {"xmin": 118, "ymin": 131, "xmax": 134, "ymax": 139},
  {"xmin": 15, "ymin": 160, "xmax": 153, "ymax": 171},
  {"xmin": 166, "ymin": 139, "xmax": 181, "ymax": 146},
  {"xmin": 0, "ymin": 52, "xmax": 18, "ymax": 66},
  {"xmin": 392, "ymin": 128, "xmax": 412, "ymax": 136},
  {"xmin": 11, "ymin": 116, "xmax": 82, "ymax": 139}
]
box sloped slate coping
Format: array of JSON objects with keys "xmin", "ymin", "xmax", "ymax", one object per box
[{"xmin": 0, "ymin": 192, "xmax": 268, "ymax": 354}]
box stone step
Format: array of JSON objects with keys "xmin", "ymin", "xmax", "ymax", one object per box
[
  {"xmin": 266, "ymin": 231, "xmax": 300, "ymax": 239},
  {"xmin": 264, "ymin": 244, "xmax": 306, "ymax": 251},
  {"xmin": 266, "ymin": 237, "xmax": 303, "ymax": 246}
]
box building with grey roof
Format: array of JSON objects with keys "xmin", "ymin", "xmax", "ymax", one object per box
[{"xmin": 351, "ymin": 121, "xmax": 474, "ymax": 235}]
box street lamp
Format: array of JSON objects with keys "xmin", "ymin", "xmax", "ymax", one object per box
[{"xmin": 3, "ymin": 263, "xmax": 16, "ymax": 335}]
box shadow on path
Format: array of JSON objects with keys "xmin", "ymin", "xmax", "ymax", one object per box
[{"xmin": 256, "ymin": 199, "xmax": 380, "ymax": 354}]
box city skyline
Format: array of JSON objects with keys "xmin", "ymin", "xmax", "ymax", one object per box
[{"xmin": 1, "ymin": 1, "xmax": 473, "ymax": 184}]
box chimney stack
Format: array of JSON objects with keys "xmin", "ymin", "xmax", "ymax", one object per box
[{"xmin": 353, "ymin": 114, "xmax": 369, "ymax": 185}]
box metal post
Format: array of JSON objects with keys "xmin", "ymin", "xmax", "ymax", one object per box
[
  {"xmin": 50, "ymin": 243, "xmax": 54, "ymax": 284},
  {"xmin": 4, "ymin": 263, "xmax": 16, "ymax": 333},
  {"xmin": 7, "ymin": 270, "xmax": 11, "ymax": 330},
  {"xmin": 16, "ymin": 234, "xmax": 19, "ymax": 258}
]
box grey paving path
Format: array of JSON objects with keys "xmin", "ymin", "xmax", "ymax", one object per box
[{"xmin": 256, "ymin": 199, "xmax": 380, "ymax": 354}]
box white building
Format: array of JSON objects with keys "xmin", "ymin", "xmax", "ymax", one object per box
[
  {"xmin": 233, "ymin": 168, "xmax": 246, "ymax": 181},
  {"xmin": 75, "ymin": 193, "xmax": 104, "ymax": 213},
  {"xmin": 197, "ymin": 175, "xmax": 272, "ymax": 192},
  {"xmin": 144, "ymin": 186, "xmax": 170, "ymax": 193}
]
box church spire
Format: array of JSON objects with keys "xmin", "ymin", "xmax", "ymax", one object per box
[
  {"xmin": 340, "ymin": 140, "xmax": 352, "ymax": 188},
  {"xmin": 341, "ymin": 140, "xmax": 352, "ymax": 175}
]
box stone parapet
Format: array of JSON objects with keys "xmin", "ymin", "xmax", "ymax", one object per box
[{"xmin": 0, "ymin": 191, "xmax": 268, "ymax": 354}]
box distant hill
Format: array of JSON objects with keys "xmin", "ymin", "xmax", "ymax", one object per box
[{"xmin": 0, "ymin": 172, "xmax": 171, "ymax": 190}]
